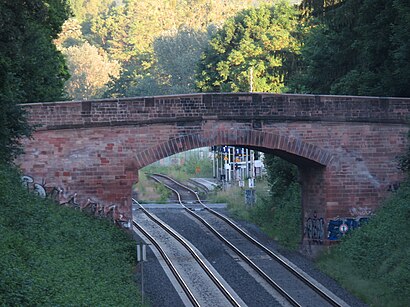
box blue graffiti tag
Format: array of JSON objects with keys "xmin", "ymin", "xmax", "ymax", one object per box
[{"xmin": 327, "ymin": 217, "xmax": 369, "ymax": 240}]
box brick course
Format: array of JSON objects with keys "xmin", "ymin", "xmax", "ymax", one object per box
[{"xmin": 17, "ymin": 93, "xmax": 410, "ymax": 240}]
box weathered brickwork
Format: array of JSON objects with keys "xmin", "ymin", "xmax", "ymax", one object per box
[{"xmin": 17, "ymin": 93, "xmax": 410, "ymax": 242}]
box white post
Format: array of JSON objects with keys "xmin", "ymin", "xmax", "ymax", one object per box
[
  {"xmin": 245, "ymin": 148, "xmax": 249, "ymax": 178},
  {"xmin": 137, "ymin": 244, "xmax": 147, "ymax": 305},
  {"xmin": 251, "ymin": 150, "xmax": 255, "ymax": 179},
  {"xmin": 232, "ymin": 146, "xmax": 236, "ymax": 181},
  {"xmin": 228, "ymin": 147, "xmax": 231, "ymax": 182}
]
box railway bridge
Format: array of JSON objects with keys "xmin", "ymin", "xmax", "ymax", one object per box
[{"xmin": 16, "ymin": 93, "xmax": 410, "ymax": 244}]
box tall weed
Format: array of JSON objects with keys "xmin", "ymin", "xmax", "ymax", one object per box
[
  {"xmin": 317, "ymin": 181, "xmax": 410, "ymax": 307},
  {"xmin": 0, "ymin": 164, "xmax": 142, "ymax": 306}
]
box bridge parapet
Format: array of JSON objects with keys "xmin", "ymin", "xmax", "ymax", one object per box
[{"xmin": 21, "ymin": 93, "xmax": 410, "ymax": 130}]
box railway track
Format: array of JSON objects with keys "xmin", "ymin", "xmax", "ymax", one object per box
[
  {"xmin": 132, "ymin": 199, "xmax": 244, "ymax": 307},
  {"xmin": 147, "ymin": 173, "xmax": 348, "ymax": 307}
]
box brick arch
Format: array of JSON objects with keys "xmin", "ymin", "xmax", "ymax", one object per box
[
  {"xmin": 133, "ymin": 129, "xmax": 333, "ymax": 169},
  {"xmin": 16, "ymin": 93, "xmax": 410, "ymax": 249}
]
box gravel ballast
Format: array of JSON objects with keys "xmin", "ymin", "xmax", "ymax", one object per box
[{"xmin": 132, "ymin": 205, "xmax": 368, "ymax": 307}]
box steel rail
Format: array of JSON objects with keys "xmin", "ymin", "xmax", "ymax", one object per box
[
  {"xmin": 132, "ymin": 218, "xmax": 200, "ymax": 307},
  {"xmin": 133, "ymin": 198, "xmax": 241, "ymax": 307},
  {"xmin": 151, "ymin": 173, "xmax": 343, "ymax": 307},
  {"xmin": 149, "ymin": 174, "xmax": 301, "ymax": 307}
]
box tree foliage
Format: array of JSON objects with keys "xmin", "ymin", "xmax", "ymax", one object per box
[
  {"xmin": 90, "ymin": 0, "xmax": 275, "ymax": 57},
  {"xmin": 153, "ymin": 28, "xmax": 210, "ymax": 94},
  {"xmin": 68, "ymin": 0, "xmax": 114, "ymax": 22},
  {"xmin": 264, "ymin": 154, "xmax": 299, "ymax": 198},
  {"xmin": 261, "ymin": 154, "xmax": 301, "ymax": 248},
  {"xmin": 0, "ymin": 101, "xmax": 32, "ymax": 164},
  {"xmin": 0, "ymin": 0, "xmax": 71, "ymax": 103},
  {"xmin": 299, "ymin": 0, "xmax": 345, "ymax": 17},
  {"xmin": 196, "ymin": 2, "xmax": 302, "ymax": 93},
  {"xmin": 292, "ymin": 0, "xmax": 410, "ymax": 97},
  {"xmin": 78, "ymin": 0, "xmax": 277, "ymax": 97},
  {"xmin": 63, "ymin": 42, "xmax": 120, "ymax": 99},
  {"xmin": 0, "ymin": 0, "xmax": 71, "ymax": 163},
  {"xmin": 54, "ymin": 17, "xmax": 84, "ymax": 48}
]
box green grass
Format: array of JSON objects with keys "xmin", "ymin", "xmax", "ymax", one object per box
[
  {"xmin": 0, "ymin": 164, "xmax": 143, "ymax": 306},
  {"xmin": 135, "ymin": 155, "xmax": 213, "ymax": 202},
  {"xmin": 142, "ymin": 155, "xmax": 213, "ymax": 182},
  {"xmin": 208, "ymin": 178, "xmax": 302, "ymax": 249},
  {"xmin": 316, "ymin": 181, "xmax": 410, "ymax": 307},
  {"xmin": 208, "ymin": 184, "xmax": 251, "ymax": 219},
  {"xmin": 207, "ymin": 178, "xmax": 302, "ymax": 249},
  {"xmin": 135, "ymin": 171, "xmax": 170, "ymax": 203}
]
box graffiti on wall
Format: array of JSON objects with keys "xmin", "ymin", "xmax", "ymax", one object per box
[
  {"xmin": 22, "ymin": 175, "xmax": 78, "ymax": 206},
  {"xmin": 21, "ymin": 175, "xmax": 129, "ymax": 227},
  {"xmin": 387, "ymin": 182, "xmax": 400, "ymax": 192},
  {"xmin": 305, "ymin": 211, "xmax": 325, "ymax": 244},
  {"xmin": 349, "ymin": 206, "xmax": 372, "ymax": 216},
  {"xmin": 305, "ymin": 210, "xmax": 371, "ymax": 244},
  {"xmin": 327, "ymin": 217, "xmax": 369, "ymax": 241}
]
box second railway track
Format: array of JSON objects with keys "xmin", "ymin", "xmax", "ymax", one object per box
[{"xmin": 146, "ymin": 173, "xmax": 349, "ymax": 307}]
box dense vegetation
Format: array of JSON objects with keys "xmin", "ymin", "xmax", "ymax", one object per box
[
  {"xmin": 318, "ymin": 181, "xmax": 410, "ymax": 307},
  {"xmin": 0, "ymin": 164, "xmax": 142, "ymax": 306},
  {"xmin": 259, "ymin": 155, "xmax": 301, "ymax": 248},
  {"xmin": 1, "ymin": 0, "xmax": 409, "ymax": 306},
  {"xmin": 207, "ymin": 175, "xmax": 301, "ymax": 250},
  {"xmin": 57, "ymin": 0, "xmax": 282, "ymax": 99},
  {"xmin": 196, "ymin": 2, "xmax": 301, "ymax": 92},
  {"xmin": 0, "ymin": 0, "xmax": 71, "ymax": 103},
  {"xmin": 0, "ymin": 0, "xmax": 71, "ymax": 163},
  {"xmin": 51, "ymin": 0, "xmax": 410, "ymax": 99},
  {"xmin": 293, "ymin": 0, "xmax": 410, "ymax": 97}
]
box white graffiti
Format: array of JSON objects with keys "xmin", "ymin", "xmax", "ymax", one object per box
[
  {"xmin": 349, "ymin": 207, "xmax": 372, "ymax": 216},
  {"xmin": 21, "ymin": 175, "xmax": 129, "ymax": 227}
]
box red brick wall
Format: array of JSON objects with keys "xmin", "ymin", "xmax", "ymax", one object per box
[
  {"xmin": 16, "ymin": 93, "xmax": 410, "ymax": 239},
  {"xmin": 22, "ymin": 93, "xmax": 410, "ymax": 130}
]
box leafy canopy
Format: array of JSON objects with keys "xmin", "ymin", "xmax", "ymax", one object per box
[
  {"xmin": 196, "ymin": 2, "xmax": 302, "ymax": 93},
  {"xmin": 85, "ymin": 0, "xmax": 278, "ymax": 97},
  {"xmin": 63, "ymin": 42, "xmax": 120, "ymax": 100},
  {"xmin": 0, "ymin": 0, "xmax": 71, "ymax": 163},
  {"xmin": 292, "ymin": 0, "xmax": 410, "ymax": 97}
]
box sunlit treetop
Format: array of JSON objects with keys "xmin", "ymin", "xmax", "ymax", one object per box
[{"xmin": 196, "ymin": 2, "xmax": 302, "ymax": 93}]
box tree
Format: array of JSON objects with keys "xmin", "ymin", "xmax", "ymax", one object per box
[
  {"xmin": 54, "ymin": 18, "xmax": 85, "ymax": 48},
  {"xmin": 0, "ymin": 0, "xmax": 71, "ymax": 103},
  {"xmin": 90, "ymin": 4, "xmax": 133, "ymax": 62},
  {"xmin": 88, "ymin": 0, "xmax": 279, "ymax": 97},
  {"xmin": 152, "ymin": 27, "xmax": 210, "ymax": 94},
  {"xmin": 196, "ymin": 2, "xmax": 302, "ymax": 93},
  {"xmin": 63, "ymin": 42, "xmax": 120, "ymax": 99},
  {"xmin": 292, "ymin": 0, "xmax": 410, "ymax": 97},
  {"xmin": 0, "ymin": 0, "xmax": 71, "ymax": 163},
  {"xmin": 299, "ymin": 0, "xmax": 345, "ymax": 17},
  {"xmin": 103, "ymin": 52, "xmax": 165, "ymax": 97},
  {"xmin": 68, "ymin": 0, "xmax": 114, "ymax": 22}
]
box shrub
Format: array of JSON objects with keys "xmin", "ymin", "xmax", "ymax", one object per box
[
  {"xmin": 318, "ymin": 181, "xmax": 410, "ymax": 307},
  {"xmin": 0, "ymin": 164, "xmax": 142, "ymax": 306}
]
